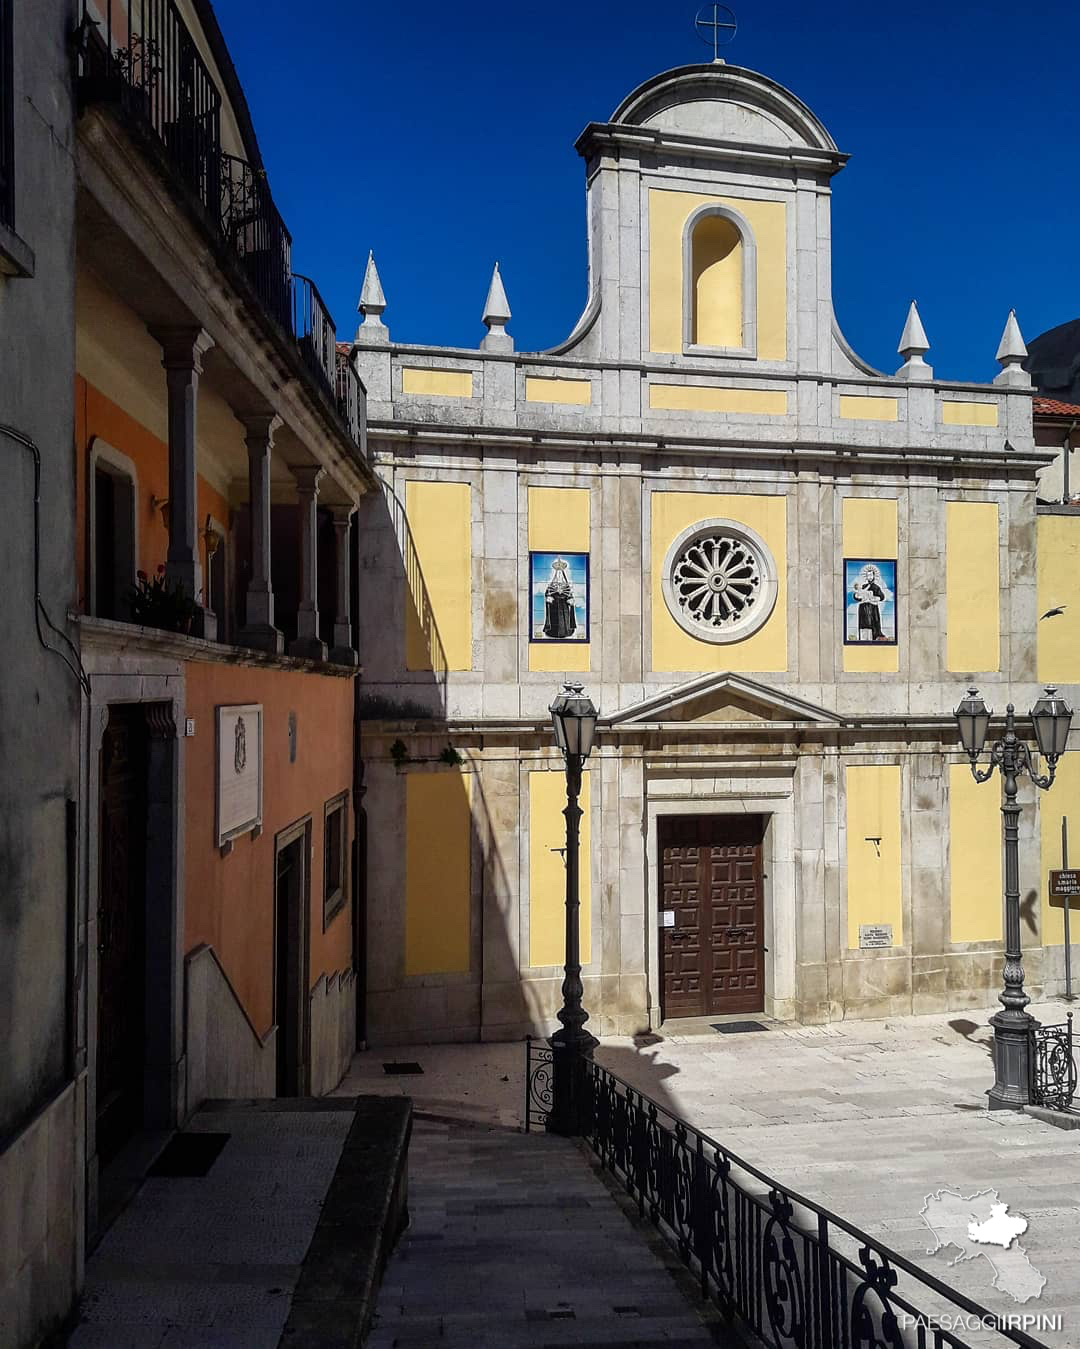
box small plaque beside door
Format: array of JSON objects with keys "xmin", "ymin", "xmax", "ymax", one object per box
[
  {"xmin": 660, "ymin": 909, "xmax": 676, "ymax": 928},
  {"xmin": 858, "ymin": 923, "xmax": 893, "ymax": 949}
]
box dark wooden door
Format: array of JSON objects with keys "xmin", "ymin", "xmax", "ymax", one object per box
[
  {"xmin": 660, "ymin": 815, "xmax": 765, "ymax": 1019},
  {"xmin": 275, "ymin": 833, "xmax": 306, "ymax": 1096},
  {"xmin": 97, "ymin": 704, "xmax": 148, "ymax": 1163}
]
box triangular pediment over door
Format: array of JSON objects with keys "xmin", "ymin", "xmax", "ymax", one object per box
[{"xmin": 605, "ymin": 672, "xmax": 840, "ymax": 726}]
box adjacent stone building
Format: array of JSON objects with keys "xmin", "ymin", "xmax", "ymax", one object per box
[{"xmin": 352, "ymin": 60, "xmax": 1080, "ymax": 1044}]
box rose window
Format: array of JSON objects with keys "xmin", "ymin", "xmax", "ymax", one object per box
[{"xmin": 661, "ymin": 519, "xmax": 778, "ymax": 644}]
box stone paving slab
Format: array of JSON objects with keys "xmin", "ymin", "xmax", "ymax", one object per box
[
  {"xmin": 350, "ymin": 1001, "xmax": 1080, "ymax": 1347},
  {"xmin": 67, "ymin": 1102, "xmax": 356, "ymax": 1348},
  {"xmin": 367, "ymin": 1119, "xmax": 728, "ymax": 1348}
]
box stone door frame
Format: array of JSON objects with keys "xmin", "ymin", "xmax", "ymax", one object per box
[
  {"xmin": 79, "ymin": 654, "xmax": 186, "ymax": 1235},
  {"xmin": 644, "ymin": 762, "xmax": 797, "ymax": 1028}
]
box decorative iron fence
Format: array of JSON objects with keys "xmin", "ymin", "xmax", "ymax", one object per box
[
  {"xmin": 524, "ymin": 1040, "xmax": 1049, "ymax": 1349},
  {"xmin": 1031, "ymin": 1014, "xmax": 1077, "ymax": 1111},
  {"xmin": 524, "ymin": 1037, "xmax": 554, "ymax": 1132}
]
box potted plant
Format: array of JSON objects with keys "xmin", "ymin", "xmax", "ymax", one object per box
[{"xmin": 129, "ymin": 565, "xmax": 198, "ymax": 634}]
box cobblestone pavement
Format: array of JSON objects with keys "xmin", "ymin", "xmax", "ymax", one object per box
[
  {"xmin": 368, "ymin": 1118, "xmax": 727, "ymax": 1348},
  {"xmin": 345, "ymin": 1000, "xmax": 1080, "ymax": 1346},
  {"xmin": 68, "ymin": 1103, "xmax": 354, "ymax": 1349}
]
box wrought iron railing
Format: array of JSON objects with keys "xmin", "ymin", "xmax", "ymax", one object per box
[
  {"xmin": 336, "ymin": 349, "xmax": 366, "ymax": 455},
  {"xmin": 76, "ymin": 0, "xmax": 367, "ymax": 455},
  {"xmin": 220, "ymin": 152, "xmax": 292, "ymax": 332},
  {"xmin": 78, "ymin": 0, "xmax": 222, "ymax": 215},
  {"xmin": 1031, "ymin": 1014, "xmax": 1077, "ymax": 1111},
  {"xmin": 524, "ymin": 1039, "xmax": 1049, "ymax": 1349},
  {"xmin": 293, "ymin": 274, "xmax": 337, "ymax": 396}
]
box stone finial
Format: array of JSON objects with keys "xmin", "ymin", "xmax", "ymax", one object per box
[
  {"xmin": 895, "ymin": 301, "xmax": 932, "ymax": 381},
  {"xmin": 355, "ymin": 251, "xmax": 389, "ymax": 344},
  {"xmin": 481, "ymin": 262, "xmax": 513, "ymax": 352},
  {"xmin": 994, "ymin": 309, "xmax": 1031, "ymax": 387}
]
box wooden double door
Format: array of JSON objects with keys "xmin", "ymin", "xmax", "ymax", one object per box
[{"xmin": 659, "ymin": 815, "xmax": 766, "ymax": 1019}]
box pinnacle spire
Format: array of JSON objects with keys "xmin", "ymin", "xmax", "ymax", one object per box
[
  {"xmin": 355, "ymin": 251, "xmax": 389, "ymax": 343},
  {"xmin": 895, "ymin": 300, "xmax": 931, "ymax": 381},
  {"xmin": 481, "ymin": 262, "xmax": 513, "ymax": 351},
  {"xmin": 994, "ymin": 309, "xmax": 1030, "ymax": 387}
]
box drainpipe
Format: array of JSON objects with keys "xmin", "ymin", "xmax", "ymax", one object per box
[{"xmin": 351, "ymin": 638, "xmax": 368, "ymax": 1051}]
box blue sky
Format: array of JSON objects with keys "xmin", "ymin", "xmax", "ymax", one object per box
[{"xmin": 215, "ymin": 0, "xmax": 1077, "ymax": 381}]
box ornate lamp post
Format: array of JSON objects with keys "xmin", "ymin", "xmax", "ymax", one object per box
[
  {"xmin": 955, "ymin": 686, "xmax": 1073, "ymax": 1110},
  {"xmin": 546, "ymin": 681, "xmax": 599, "ymax": 1134}
]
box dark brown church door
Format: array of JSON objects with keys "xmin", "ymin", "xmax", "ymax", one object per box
[
  {"xmin": 96, "ymin": 704, "xmax": 148, "ymax": 1163},
  {"xmin": 659, "ymin": 815, "xmax": 766, "ymax": 1019}
]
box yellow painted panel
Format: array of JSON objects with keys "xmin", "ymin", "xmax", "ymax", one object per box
[
  {"xmin": 529, "ymin": 487, "xmax": 590, "ymax": 674},
  {"xmin": 405, "ymin": 772, "xmax": 472, "ymax": 975},
  {"xmin": 528, "ymin": 487, "xmax": 590, "ymax": 550},
  {"xmin": 649, "ymin": 385, "xmax": 787, "ymax": 416},
  {"xmin": 404, "ymin": 481, "xmax": 472, "ymax": 672},
  {"xmin": 842, "ymin": 498, "xmax": 898, "ymax": 560},
  {"xmin": 529, "ymin": 770, "xmax": 591, "ymax": 967},
  {"xmin": 1037, "ymin": 515, "xmax": 1080, "ymax": 683},
  {"xmin": 842, "ymin": 498, "xmax": 899, "ymax": 675},
  {"xmin": 530, "ymin": 643, "xmax": 591, "ymax": 674},
  {"xmin": 401, "ymin": 367, "xmax": 473, "ymax": 398},
  {"xmin": 651, "ymin": 492, "xmax": 787, "ymax": 673},
  {"xmin": 843, "ymin": 644, "xmax": 898, "ymax": 675},
  {"xmin": 949, "ymin": 763, "xmax": 1002, "ymax": 943},
  {"xmin": 845, "ymin": 765, "xmax": 903, "ymax": 949},
  {"xmin": 691, "ymin": 214, "xmax": 742, "ymax": 348},
  {"xmin": 838, "ymin": 395, "xmax": 899, "ymax": 422},
  {"xmin": 525, "ymin": 377, "xmax": 592, "ymax": 406},
  {"xmin": 648, "ymin": 189, "xmax": 787, "ymax": 359},
  {"xmin": 942, "ymin": 400, "xmax": 999, "ymax": 428},
  {"xmin": 1040, "ymin": 751, "xmax": 1080, "ymax": 945},
  {"xmin": 945, "ymin": 502, "xmax": 999, "ymax": 673}
]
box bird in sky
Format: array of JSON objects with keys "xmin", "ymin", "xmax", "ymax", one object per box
[{"xmin": 1041, "ymin": 606, "xmax": 1067, "ymax": 619}]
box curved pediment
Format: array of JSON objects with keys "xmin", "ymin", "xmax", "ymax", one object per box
[{"xmin": 609, "ymin": 64, "xmax": 839, "ymax": 154}]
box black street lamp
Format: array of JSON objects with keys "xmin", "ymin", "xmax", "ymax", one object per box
[
  {"xmin": 955, "ymin": 685, "xmax": 1073, "ymax": 1110},
  {"xmin": 547, "ymin": 681, "xmax": 599, "ymax": 1134}
]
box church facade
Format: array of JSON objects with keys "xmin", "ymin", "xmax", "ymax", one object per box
[{"xmin": 352, "ymin": 61, "xmax": 1080, "ymax": 1042}]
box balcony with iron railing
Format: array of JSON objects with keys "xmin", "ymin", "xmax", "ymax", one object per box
[{"xmin": 76, "ymin": 0, "xmax": 365, "ymax": 456}]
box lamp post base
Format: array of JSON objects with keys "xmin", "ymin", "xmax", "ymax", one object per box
[
  {"xmin": 546, "ymin": 1032, "xmax": 599, "ymax": 1137},
  {"xmin": 987, "ymin": 1008, "xmax": 1040, "ymax": 1111}
]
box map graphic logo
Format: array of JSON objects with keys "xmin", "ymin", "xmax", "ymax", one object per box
[{"xmin": 921, "ymin": 1189, "xmax": 1046, "ymax": 1303}]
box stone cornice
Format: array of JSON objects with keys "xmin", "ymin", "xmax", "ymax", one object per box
[
  {"xmin": 78, "ymin": 615, "xmax": 361, "ymax": 678},
  {"xmin": 574, "ymin": 122, "xmax": 848, "ymax": 179},
  {"xmin": 367, "ymin": 421, "xmax": 1052, "ymax": 473}
]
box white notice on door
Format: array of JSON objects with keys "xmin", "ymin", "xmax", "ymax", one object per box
[{"xmin": 660, "ymin": 910, "xmax": 676, "ymax": 928}]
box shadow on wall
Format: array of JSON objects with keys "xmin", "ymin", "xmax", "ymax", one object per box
[{"xmin": 390, "ymin": 482, "xmax": 448, "ymax": 711}]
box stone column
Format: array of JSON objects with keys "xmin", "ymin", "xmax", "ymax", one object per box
[
  {"xmin": 151, "ymin": 326, "xmax": 215, "ymax": 637},
  {"xmin": 290, "ymin": 465, "xmax": 326, "ymax": 661},
  {"xmin": 329, "ymin": 504, "xmax": 358, "ymax": 665},
  {"xmin": 239, "ymin": 412, "xmax": 284, "ymax": 654}
]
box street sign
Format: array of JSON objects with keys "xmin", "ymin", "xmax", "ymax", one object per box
[{"xmin": 1049, "ymin": 870, "xmax": 1080, "ymax": 909}]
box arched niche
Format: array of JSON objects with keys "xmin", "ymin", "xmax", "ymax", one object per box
[{"xmin": 682, "ymin": 203, "xmax": 757, "ymax": 359}]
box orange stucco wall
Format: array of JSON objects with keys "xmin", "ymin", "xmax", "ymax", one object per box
[
  {"xmin": 183, "ymin": 660, "xmax": 355, "ymax": 1035},
  {"xmin": 74, "ymin": 376, "xmax": 229, "ymax": 610}
]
